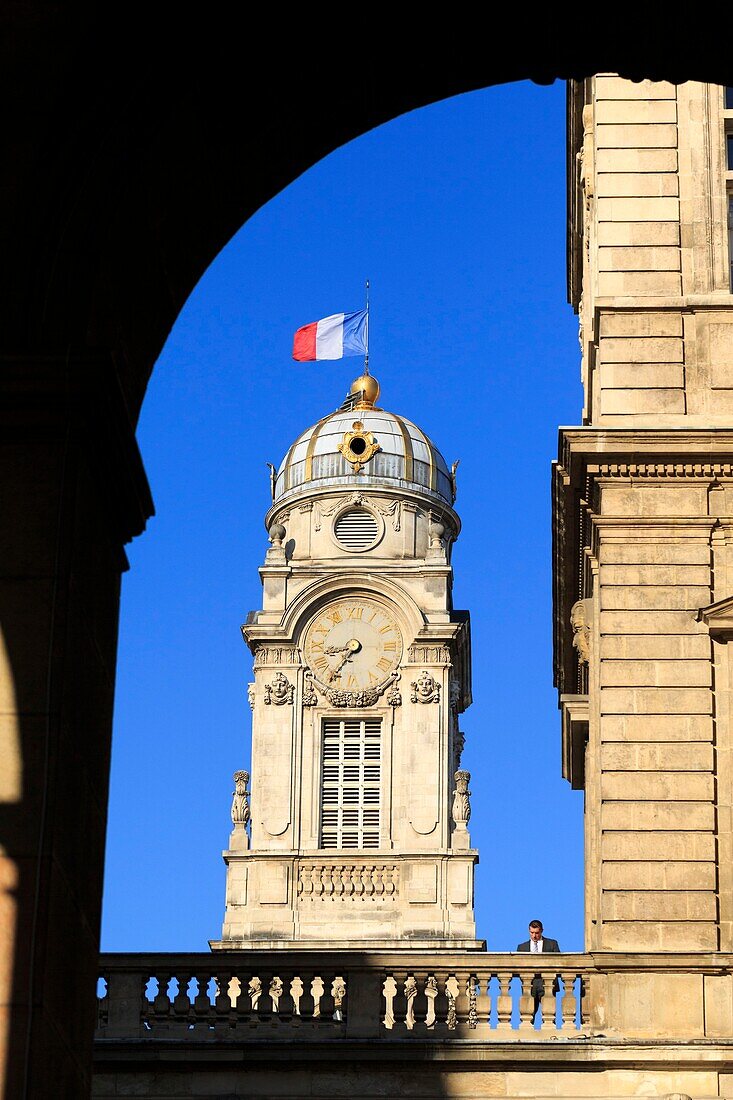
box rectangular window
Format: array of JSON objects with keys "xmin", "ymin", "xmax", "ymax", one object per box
[
  {"xmin": 728, "ymin": 134, "xmax": 733, "ymax": 172},
  {"xmin": 726, "ymin": 87, "xmax": 733, "ymax": 110},
  {"xmin": 320, "ymin": 717, "xmax": 381, "ymax": 849}
]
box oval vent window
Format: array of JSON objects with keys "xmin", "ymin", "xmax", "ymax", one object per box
[{"xmin": 334, "ymin": 509, "xmax": 378, "ymax": 551}]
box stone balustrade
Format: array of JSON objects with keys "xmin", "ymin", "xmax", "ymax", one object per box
[
  {"xmin": 95, "ymin": 951, "xmax": 595, "ymax": 1042},
  {"xmin": 96, "ymin": 951, "xmax": 733, "ymax": 1045},
  {"xmin": 297, "ymin": 863, "xmax": 399, "ymax": 900}
]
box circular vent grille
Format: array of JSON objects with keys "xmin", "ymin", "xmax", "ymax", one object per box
[{"xmin": 334, "ymin": 509, "xmax": 378, "ymax": 551}]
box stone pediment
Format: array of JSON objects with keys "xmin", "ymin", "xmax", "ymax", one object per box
[{"xmin": 697, "ymin": 595, "xmax": 733, "ymax": 637}]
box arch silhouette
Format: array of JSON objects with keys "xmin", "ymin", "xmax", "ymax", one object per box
[{"xmin": 0, "ymin": 14, "xmax": 724, "ymax": 1095}]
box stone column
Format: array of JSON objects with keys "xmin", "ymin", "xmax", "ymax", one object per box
[{"xmin": 0, "ymin": 358, "xmax": 152, "ymax": 1096}]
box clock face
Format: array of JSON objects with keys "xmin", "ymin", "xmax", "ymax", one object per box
[{"xmin": 304, "ymin": 598, "xmax": 402, "ymax": 690}]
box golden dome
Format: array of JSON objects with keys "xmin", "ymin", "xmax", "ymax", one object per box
[{"xmin": 349, "ymin": 372, "xmax": 380, "ymax": 409}]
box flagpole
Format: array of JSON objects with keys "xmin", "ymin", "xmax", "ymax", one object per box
[{"xmin": 364, "ymin": 279, "xmax": 370, "ymax": 375}]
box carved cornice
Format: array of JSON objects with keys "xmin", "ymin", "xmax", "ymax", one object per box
[{"xmin": 697, "ymin": 595, "xmax": 733, "ymax": 637}]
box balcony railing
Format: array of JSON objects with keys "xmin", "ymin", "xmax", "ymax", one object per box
[
  {"xmin": 96, "ymin": 951, "xmax": 593, "ymax": 1042},
  {"xmin": 96, "ymin": 950, "xmax": 733, "ymax": 1044}
]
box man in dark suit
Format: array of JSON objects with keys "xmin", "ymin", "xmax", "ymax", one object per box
[
  {"xmin": 516, "ymin": 919, "xmax": 560, "ymax": 955},
  {"xmin": 516, "ymin": 920, "xmax": 561, "ymax": 1017}
]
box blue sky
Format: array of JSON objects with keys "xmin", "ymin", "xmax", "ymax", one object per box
[{"xmin": 101, "ymin": 78, "xmax": 585, "ymax": 952}]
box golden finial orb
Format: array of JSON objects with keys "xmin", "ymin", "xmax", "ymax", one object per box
[{"xmin": 349, "ymin": 372, "xmax": 380, "ymax": 409}]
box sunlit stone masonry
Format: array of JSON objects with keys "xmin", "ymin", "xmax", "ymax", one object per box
[
  {"xmin": 212, "ymin": 371, "xmax": 482, "ymax": 950},
  {"xmin": 558, "ymin": 76, "xmax": 733, "ymax": 952},
  {"xmin": 95, "ymin": 77, "xmax": 733, "ymax": 1100}
]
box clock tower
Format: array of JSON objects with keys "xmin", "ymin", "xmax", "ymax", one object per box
[{"xmin": 213, "ymin": 373, "xmax": 481, "ymax": 949}]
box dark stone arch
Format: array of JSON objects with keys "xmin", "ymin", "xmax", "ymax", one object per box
[{"xmin": 0, "ymin": 11, "xmax": 723, "ymax": 1095}]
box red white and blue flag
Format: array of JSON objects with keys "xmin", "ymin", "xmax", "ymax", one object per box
[{"xmin": 292, "ymin": 309, "xmax": 368, "ymax": 361}]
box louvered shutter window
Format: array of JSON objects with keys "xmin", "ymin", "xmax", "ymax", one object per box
[
  {"xmin": 334, "ymin": 509, "xmax": 378, "ymax": 550},
  {"xmin": 321, "ymin": 717, "xmax": 381, "ymax": 849}
]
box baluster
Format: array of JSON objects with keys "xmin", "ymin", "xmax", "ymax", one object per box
[
  {"xmin": 425, "ymin": 975, "xmax": 438, "ymax": 1029},
  {"xmin": 580, "ymin": 973, "xmax": 590, "ymax": 1031},
  {"xmin": 518, "ymin": 966, "xmax": 536, "ymax": 1031},
  {"xmin": 333, "ymin": 866, "xmax": 344, "ymax": 898},
  {"xmin": 171, "ymin": 973, "xmax": 192, "ymax": 1034},
  {"xmin": 96, "ymin": 974, "xmax": 109, "ymax": 1034},
  {"xmin": 560, "ymin": 971, "xmax": 578, "ymax": 1030},
  {"xmin": 433, "ymin": 973, "xmax": 449, "ymax": 1032},
  {"xmin": 332, "ymin": 975, "xmax": 346, "ymax": 1023},
  {"xmin": 466, "ymin": 973, "xmax": 478, "ymax": 1031},
  {"xmin": 151, "ymin": 972, "xmax": 173, "ymax": 1033},
  {"xmin": 323, "ymin": 867, "xmax": 334, "ymax": 898},
  {"xmin": 343, "ymin": 866, "xmax": 353, "ymax": 899},
  {"xmin": 193, "ymin": 972, "xmax": 213, "ymax": 1031},
  {"xmin": 257, "ymin": 973, "xmax": 274, "ymax": 1022},
  {"xmin": 404, "ymin": 974, "xmax": 417, "ymax": 1030},
  {"xmin": 374, "ymin": 866, "xmax": 385, "ymax": 897},
  {"xmin": 247, "ymin": 974, "xmax": 263, "ymax": 1026},
  {"xmin": 474, "ymin": 971, "xmax": 492, "ymax": 1035},
  {"xmin": 495, "ymin": 971, "xmax": 513, "ymax": 1034},
  {"xmin": 392, "ymin": 970, "xmax": 407, "ymax": 1029},
  {"xmin": 269, "ymin": 976, "xmax": 284, "ymax": 1025},
  {"xmin": 311, "ymin": 975, "xmax": 325, "ymax": 1019},
  {"xmin": 353, "ymin": 866, "xmax": 364, "ymax": 898},
  {"xmin": 540, "ymin": 967, "xmax": 557, "ymax": 1032},
  {"xmin": 298, "ymin": 972, "xmax": 315, "ymax": 1022},
  {"xmin": 453, "ymin": 971, "xmax": 470, "ymax": 1034},
  {"xmin": 362, "ymin": 866, "xmax": 373, "ymax": 897},
  {"xmin": 213, "ymin": 972, "xmax": 236, "ymax": 1035},
  {"xmin": 318, "ymin": 974, "xmax": 335, "ymax": 1023},
  {"xmin": 412, "ymin": 974, "xmax": 428, "ymax": 1030},
  {"xmin": 290, "ymin": 976, "xmax": 303, "ymax": 1025},
  {"xmin": 382, "ymin": 975, "xmax": 397, "ymax": 1030},
  {"xmin": 445, "ymin": 975, "xmax": 459, "ymax": 1032}
]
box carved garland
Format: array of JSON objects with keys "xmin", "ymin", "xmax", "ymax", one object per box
[{"xmin": 304, "ymin": 668, "xmax": 401, "ymax": 708}]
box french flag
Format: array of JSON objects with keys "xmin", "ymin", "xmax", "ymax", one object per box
[{"xmin": 292, "ymin": 309, "xmax": 368, "ymax": 361}]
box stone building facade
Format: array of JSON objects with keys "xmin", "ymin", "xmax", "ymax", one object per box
[
  {"xmin": 213, "ymin": 372, "xmax": 481, "ymax": 951},
  {"xmin": 94, "ymin": 77, "xmax": 733, "ymax": 1098},
  {"xmin": 558, "ymin": 76, "xmax": 733, "ymax": 954}
]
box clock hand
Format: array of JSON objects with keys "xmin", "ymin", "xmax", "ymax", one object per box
[{"xmin": 326, "ymin": 651, "xmax": 354, "ymax": 682}]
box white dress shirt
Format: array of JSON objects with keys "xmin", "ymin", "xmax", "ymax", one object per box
[{"xmin": 531, "ymin": 938, "xmax": 544, "ymax": 953}]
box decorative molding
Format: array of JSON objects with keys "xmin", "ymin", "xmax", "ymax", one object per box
[
  {"xmin": 410, "ymin": 670, "xmax": 441, "ymax": 704},
  {"xmin": 247, "ymin": 683, "xmax": 255, "ymax": 710},
  {"xmin": 408, "ymin": 644, "xmax": 451, "ymax": 665},
  {"xmin": 231, "ymin": 771, "xmax": 250, "ymax": 826},
  {"xmin": 306, "ymin": 667, "xmax": 400, "ymax": 708},
  {"xmin": 452, "ymin": 769, "xmax": 471, "ymax": 829},
  {"xmin": 570, "ymin": 598, "xmax": 593, "ymax": 665},
  {"xmin": 592, "ymin": 462, "xmax": 733, "ymax": 479},
  {"xmin": 337, "ymin": 421, "xmax": 381, "ymax": 473},
  {"xmin": 698, "ymin": 595, "xmax": 733, "ymax": 637},
  {"xmin": 253, "ymin": 646, "xmax": 300, "ymax": 668},
  {"xmin": 386, "ymin": 676, "xmax": 402, "ymax": 707},
  {"xmin": 375, "ymin": 498, "xmax": 402, "ymax": 531},
  {"xmin": 298, "ymin": 863, "xmax": 399, "ymax": 900},
  {"xmin": 302, "ymin": 671, "xmax": 318, "ymax": 707},
  {"xmin": 313, "ymin": 500, "xmax": 337, "ymax": 532},
  {"xmin": 263, "ymin": 671, "xmax": 295, "ymax": 705}
]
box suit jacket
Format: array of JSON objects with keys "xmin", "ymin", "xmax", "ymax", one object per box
[{"xmin": 516, "ymin": 937, "xmax": 560, "ymax": 953}]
